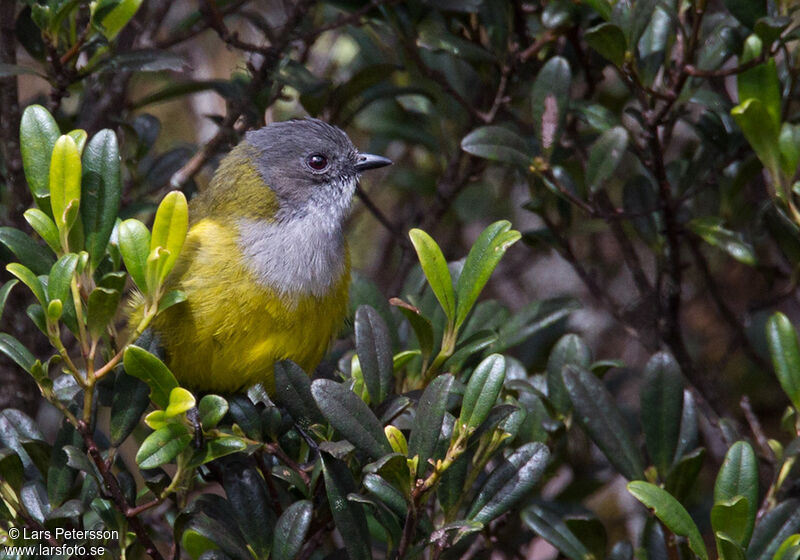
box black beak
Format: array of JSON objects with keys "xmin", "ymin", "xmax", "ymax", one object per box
[{"xmin": 355, "ymin": 153, "xmax": 392, "ymax": 172}]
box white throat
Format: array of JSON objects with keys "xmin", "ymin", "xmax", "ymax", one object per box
[{"xmin": 236, "ymin": 179, "xmax": 354, "ymax": 297}]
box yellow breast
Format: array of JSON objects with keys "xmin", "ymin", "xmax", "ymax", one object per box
[{"xmin": 150, "ymin": 218, "xmax": 350, "ymax": 393}]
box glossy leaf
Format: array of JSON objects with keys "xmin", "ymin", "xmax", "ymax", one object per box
[
  {"xmin": 272, "ymin": 500, "xmax": 312, "ymax": 560},
  {"xmin": 81, "ymin": 129, "xmax": 121, "ymax": 268},
  {"xmin": 118, "ymin": 219, "xmax": 151, "ymax": 293},
  {"xmin": 688, "ymin": 218, "xmax": 756, "ymax": 266},
  {"xmin": 459, "ymin": 354, "xmax": 505, "ymax": 431},
  {"xmin": 711, "ymin": 497, "xmax": 751, "ymax": 548},
  {"xmin": 409, "ymin": 228, "xmax": 456, "ymax": 323},
  {"xmin": 747, "ymin": 499, "xmax": 800, "ymax": 560},
  {"xmin": 222, "ymin": 461, "xmax": 275, "ymax": 557},
  {"xmin": 408, "ymin": 374, "xmax": 453, "ymax": 476},
  {"xmin": 585, "ymin": 22, "xmax": 627, "ymax": 66},
  {"xmin": 135, "ymin": 423, "xmax": 192, "ymax": 468},
  {"xmin": 391, "ymin": 298, "xmax": 434, "ymax": 361},
  {"xmin": 355, "ymin": 305, "xmax": 393, "ymax": 406},
  {"xmin": 7, "ymin": 262, "xmax": 46, "ymax": 306},
  {"xmin": 198, "ymin": 395, "xmax": 228, "ymax": 430},
  {"xmin": 87, "ymin": 287, "xmax": 120, "ymax": 338},
  {"xmin": 732, "ymin": 98, "xmax": 780, "ymax": 178},
  {"xmin": 586, "ymin": 126, "xmax": 628, "ymax": 192},
  {"xmin": 522, "ymin": 505, "xmax": 592, "ymax": 560},
  {"xmin": 0, "ymin": 333, "xmax": 35, "ymax": 373},
  {"xmin": 455, "ymin": 220, "xmax": 521, "ymax": 329},
  {"xmin": 0, "ymin": 227, "xmax": 56, "ymax": 274},
  {"xmin": 49, "ymin": 135, "xmax": 82, "ymax": 239},
  {"xmin": 460, "ymin": 125, "xmax": 531, "ymax": 169},
  {"xmin": 531, "ymin": 56, "xmax": 571, "ymax": 156},
  {"xmin": 467, "ymin": 442, "xmax": 549, "ymax": 523},
  {"xmin": 627, "ymin": 480, "xmax": 708, "ymax": 560},
  {"xmin": 563, "ymin": 365, "xmax": 644, "ymax": 480},
  {"xmin": 149, "ymin": 190, "xmax": 188, "ymax": 285},
  {"xmin": 546, "ymin": 334, "xmax": 591, "ymax": 415},
  {"xmin": 714, "ymin": 441, "xmax": 757, "ymax": 545},
  {"xmin": 273, "ymin": 360, "xmax": 324, "ymax": 429},
  {"xmin": 20, "ymin": 104, "xmax": 60, "ymax": 209},
  {"xmin": 767, "ymin": 312, "xmax": 800, "ymax": 411},
  {"xmin": 641, "ymin": 352, "xmax": 683, "ymax": 476},
  {"xmin": 311, "ymin": 379, "xmax": 392, "ymax": 460},
  {"xmin": 123, "ymin": 345, "xmax": 179, "ymax": 409},
  {"xmin": 24, "ymin": 209, "xmax": 60, "ymax": 254},
  {"xmin": 110, "ymin": 372, "xmax": 150, "ymax": 445},
  {"xmin": 724, "ymin": 0, "xmax": 765, "ymax": 28},
  {"xmin": 322, "ymin": 454, "xmax": 371, "ymax": 560},
  {"xmin": 716, "ymin": 532, "xmax": 747, "ymax": 560}
]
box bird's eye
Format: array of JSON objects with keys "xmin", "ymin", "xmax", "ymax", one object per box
[{"xmin": 307, "ymin": 154, "xmax": 328, "ymax": 171}]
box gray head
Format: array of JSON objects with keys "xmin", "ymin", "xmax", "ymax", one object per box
[{"xmin": 244, "ymin": 118, "xmax": 391, "ymax": 225}]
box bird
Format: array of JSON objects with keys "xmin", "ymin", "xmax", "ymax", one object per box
[{"xmin": 139, "ymin": 118, "xmax": 391, "ymax": 394}]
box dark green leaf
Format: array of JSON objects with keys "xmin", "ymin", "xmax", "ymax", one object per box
[
  {"xmin": 272, "ymin": 500, "xmax": 312, "ymax": 560},
  {"xmin": 467, "ymin": 442, "xmax": 549, "ymax": 523},
  {"xmin": 81, "ymin": 129, "xmax": 121, "ymax": 269},
  {"xmin": 586, "ymin": 126, "xmax": 629, "ymax": 192},
  {"xmin": 0, "ymin": 333, "xmax": 36, "ymax": 373},
  {"xmin": 110, "ymin": 372, "xmax": 150, "ymax": 445},
  {"xmin": 87, "ymin": 286, "xmax": 120, "ymax": 338},
  {"xmin": 563, "ymin": 365, "xmax": 644, "ymax": 480},
  {"xmin": 311, "ymin": 379, "xmax": 391, "ymax": 460},
  {"xmin": 585, "ymin": 22, "xmax": 627, "ymax": 66},
  {"xmin": 355, "ymin": 305, "xmax": 393, "ymax": 406},
  {"xmin": 665, "ymin": 448, "xmax": 706, "ymax": 502},
  {"xmin": 322, "ymin": 454, "xmax": 371, "ymax": 560},
  {"xmin": 47, "ymin": 421, "xmax": 82, "ymax": 506},
  {"xmin": 273, "ymin": 360, "xmax": 324, "ymax": 430},
  {"xmin": 408, "ymin": 374, "xmax": 453, "ymax": 476},
  {"xmin": 20, "ymin": 104, "xmax": 59, "ymax": 209},
  {"xmin": 522, "ymin": 505, "xmax": 592, "ymax": 560},
  {"xmin": 0, "ymin": 227, "xmax": 55, "ymax": 275},
  {"xmin": 747, "ymin": 499, "xmax": 800, "ymax": 560},
  {"xmin": 363, "ymin": 473, "xmax": 407, "ymax": 517},
  {"xmin": 767, "ymin": 313, "xmax": 800, "ymax": 411},
  {"xmin": 0, "ymin": 280, "xmax": 18, "ymax": 323},
  {"xmin": 531, "ymin": 56, "xmax": 571, "ymax": 156},
  {"xmin": 98, "ymin": 49, "xmax": 188, "ymax": 73},
  {"xmin": 198, "ymin": 394, "xmax": 228, "ymax": 430},
  {"xmin": 711, "ymin": 497, "xmax": 751, "ymax": 549},
  {"xmin": 689, "ymin": 218, "xmax": 756, "ymax": 266},
  {"xmin": 724, "ymin": 0, "xmax": 766, "ymax": 29},
  {"xmin": 222, "ymin": 461, "xmax": 275, "ymax": 557},
  {"xmin": 546, "ymin": 334, "xmax": 591, "ymax": 415},
  {"xmin": 460, "ymin": 126, "xmax": 531, "ymax": 168},
  {"xmin": 641, "ymin": 352, "xmax": 683, "ymax": 476}
]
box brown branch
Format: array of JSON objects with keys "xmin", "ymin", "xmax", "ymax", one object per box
[
  {"xmin": 78, "ymin": 421, "xmax": 165, "ymax": 560},
  {"xmin": 741, "ymin": 396, "xmax": 776, "ymax": 463},
  {"xmin": 355, "ymin": 185, "xmax": 410, "ymax": 249}
]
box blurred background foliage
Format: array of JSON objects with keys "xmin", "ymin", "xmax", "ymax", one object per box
[{"xmin": 4, "ymin": 0, "xmax": 800, "ymax": 558}]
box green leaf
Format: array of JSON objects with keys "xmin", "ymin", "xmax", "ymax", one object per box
[
  {"xmin": 321, "ymin": 454, "xmax": 371, "ymax": 560},
  {"xmin": 20, "ymin": 104, "xmax": 60, "ymax": 209},
  {"xmin": 641, "ymin": 352, "xmax": 683, "ymax": 476},
  {"xmin": 766, "ymin": 312, "xmax": 800, "ymax": 411},
  {"xmin": 7, "ymin": 262, "xmax": 46, "ymax": 306},
  {"xmin": 627, "ymin": 480, "xmax": 708, "ymax": 560},
  {"xmin": 732, "ymin": 98, "xmax": 781, "ymax": 179},
  {"xmin": 222, "ymin": 461, "xmax": 275, "ymax": 557},
  {"xmin": 198, "ymin": 395, "xmax": 228, "ymax": 430},
  {"xmin": 563, "ymin": 365, "xmax": 644, "ymax": 480},
  {"xmin": 747, "ymin": 499, "xmax": 800, "ymax": 560},
  {"xmin": 110, "ymin": 372, "xmax": 150, "ymax": 445},
  {"xmin": 0, "ymin": 334, "xmax": 35, "ymax": 374},
  {"xmin": 522, "ymin": 505, "xmax": 592, "ymax": 560},
  {"xmin": 123, "ymin": 345, "xmax": 179, "ymax": 409},
  {"xmin": 665, "ymin": 448, "xmax": 706, "ymax": 502},
  {"xmin": 714, "ymin": 441, "xmax": 757, "ymax": 546},
  {"xmin": 311, "ymin": 379, "xmax": 392, "ymax": 460},
  {"xmin": 81, "ymin": 129, "xmax": 121, "ymax": 269},
  {"xmin": 23, "ymin": 209, "xmax": 60, "ymax": 254},
  {"xmin": 157, "ymin": 289, "xmax": 186, "ymax": 313},
  {"xmin": 586, "ymin": 126, "xmax": 628, "ymax": 192},
  {"xmin": 67, "ymin": 129, "xmax": 87, "ymax": 155},
  {"xmin": 165, "ymin": 387, "xmax": 196, "ymax": 417},
  {"xmin": 0, "ymin": 227, "xmax": 56, "ymax": 274},
  {"xmin": 711, "ymin": 497, "xmax": 751, "ymax": 548},
  {"xmin": 460, "ymin": 126, "xmax": 531, "ymax": 168},
  {"xmin": 409, "ymin": 229, "xmax": 456, "ymax": 323},
  {"xmin": 187, "ymin": 436, "xmax": 247, "ymax": 468},
  {"xmin": 98, "ymin": 0, "xmax": 142, "ymax": 38},
  {"xmin": 355, "ymin": 305, "xmax": 393, "ymax": 406},
  {"xmin": 363, "ymin": 473, "xmax": 407, "ymax": 517},
  {"xmin": 455, "ymin": 220, "xmax": 521, "ymax": 329},
  {"xmin": 585, "ymin": 22, "xmax": 627, "ymax": 66},
  {"xmin": 272, "ymin": 500, "xmax": 312, "ymax": 560},
  {"xmin": 467, "ymin": 442, "xmax": 550, "ymax": 523},
  {"xmin": 0, "ymin": 280, "xmax": 18, "ymax": 322},
  {"xmin": 48, "ymin": 253, "xmax": 79, "ymax": 306},
  {"xmin": 118, "ymin": 219, "xmax": 151, "ymax": 293},
  {"xmin": 531, "ymin": 56, "xmax": 571, "ymax": 157},
  {"xmin": 459, "ymin": 354, "xmax": 506, "ymax": 431},
  {"xmin": 273, "ymin": 360, "xmax": 324, "ymax": 430},
  {"xmin": 391, "ymin": 298, "xmax": 434, "ymax": 362},
  {"xmin": 136, "ymin": 423, "xmax": 191, "ymax": 468},
  {"xmin": 87, "ymin": 287, "xmax": 120, "ymax": 338},
  {"xmin": 47, "ymin": 421, "xmax": 82, "ymax": 506},
  {"xmin": 688, "ymin": 218, "xmax": 756, "ymax": 266},
  {"xmin": 408, "ymin": 374, "xmax": 453, "ymax": 476},
  {"xmin": 546, "ymin": 334, "xmax": 592, "ymax": 415},
  {"xmin": 716, "ymin": 532, "xmax": 747, "ymax": 560},
  {"xmin": 149, "ymin": 190, "xmax": 188, "ymax": 286},
  {"xmin": 49, "ymin": 135, "xmax": 82, "ymax": 240},
  {"xmin": 779, "ymin": 123, "xmax": 800, "ymax": 178}
]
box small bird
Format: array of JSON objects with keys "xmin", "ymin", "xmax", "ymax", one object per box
[{"xmin": 144, "ymin": 119, "xmax": 391, "ymax": 393}]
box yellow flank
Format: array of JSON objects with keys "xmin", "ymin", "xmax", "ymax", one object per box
[{"xmin": 150, "ymin": 218, "xmax": 350, "ymax": 394}]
